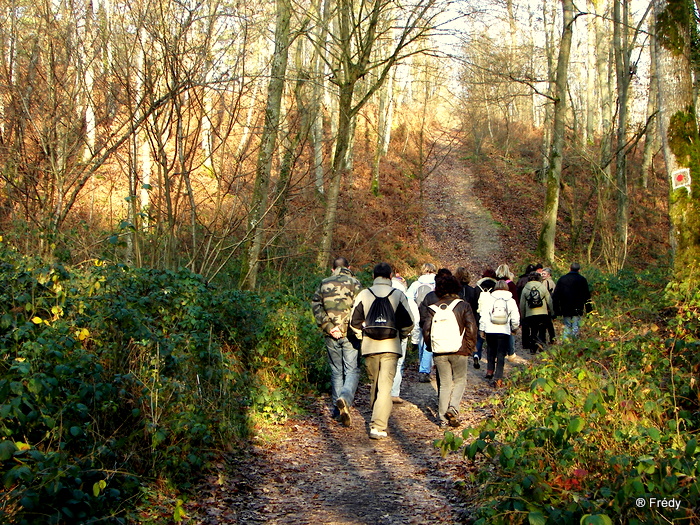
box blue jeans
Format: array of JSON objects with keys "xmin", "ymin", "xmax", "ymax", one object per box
[
  {"xmin": 417, "ymin": 335, "xmax": 433, "ymax": 374},
  {"xmin": 325, "ymin": 336, "xmax": 360, "ymax": 407},
  {"xmin": 433, "ymin": 354, "xmax": 468, "ymax": 423},
  {"xmin": 475, "ymin": 331, "xmax": 485, "ymax": 359},
  {"xmin": 391, "ymin": 338, "xmax": 407, "ymax": 397},
  {"xmin": 562, "ymin": 316, "xmax": 581, "ymax": 340}
]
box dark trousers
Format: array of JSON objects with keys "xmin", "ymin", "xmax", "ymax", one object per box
[
  {"xmin": 544, "ymin": 316, "xmax": 556, "ymax": 343},
  {"xmin": 523, "ymin": 314, "xmax": 549, "ymax": 352},
  {"xmin": 485, "ymin": 333, "xmax": 510, "ymax": 379}
]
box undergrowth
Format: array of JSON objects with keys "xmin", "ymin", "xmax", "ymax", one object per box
[
  {"xmin": 0, "ymin": 241, "xmax": 326, "ymax": 524},
  {"xmin": 436, "ymin": 267, "xmax": 700, "ymax": 524}
]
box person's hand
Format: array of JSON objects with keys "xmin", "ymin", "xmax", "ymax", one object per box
[
  {"xmin": 479, "ymin": 331, "xmax": 485, "ymax": 338},
  {"xmin": 329, "ymin": 326, "xmax": 343, "ymax": 339}
]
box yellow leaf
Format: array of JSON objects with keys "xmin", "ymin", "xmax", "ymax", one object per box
[
  {"xmin": 15, "ymin": 442, "xmax": 31, "ymax": 451},
  {"xmin": 78, "ymin": 328, "xmax": 90, "ymax": 341},
  {"xmin": 31, "ymin": 316, "xmax": 43, "ymax": 324}
]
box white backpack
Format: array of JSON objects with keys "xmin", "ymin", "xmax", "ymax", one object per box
[
  {"xmin": 490, "ymin": 296, "xmax": 509, "ymax": 325},
  {"xmin": 428, "ymin": 299, "xmax": 464, "ymax": 353}
]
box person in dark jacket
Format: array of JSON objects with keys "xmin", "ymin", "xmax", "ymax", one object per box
[
  {"xmin": 515, "ymin": 264, "xmax": 537, "ymax": 304},
  {"xmin": 419, "ymin": 273, "xmax": 477, "ymax": 427},
  {"xmin": 552, "ymin": 263, "xmax": 592, "ymax": 341}
]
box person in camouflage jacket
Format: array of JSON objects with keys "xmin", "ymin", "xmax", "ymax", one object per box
[{"xmin": 311, "ymin": 257, "xmax": 362, "ymax": 427}]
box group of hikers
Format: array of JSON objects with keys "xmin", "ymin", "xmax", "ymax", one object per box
[{"xmin": 311, "ymin": 257, "xmax": 593, "ymax": 440}]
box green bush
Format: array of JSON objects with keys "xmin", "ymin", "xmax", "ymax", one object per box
[
  {"xmin": 0, "ymin": 242, "xmax": 328, "ymax": 523},
  {"xmin": 436, "ymin": 266, "xmax": 700, "ymax": 524}
]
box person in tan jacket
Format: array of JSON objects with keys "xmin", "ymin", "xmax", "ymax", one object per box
[{"xmin": 519, "ymin": 272, "xmax": 554, "ymax": 354}]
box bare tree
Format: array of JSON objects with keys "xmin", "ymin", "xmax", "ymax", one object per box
[
  {"xmin": 312, "ymin": 0, "xmax": 446, "ymax": 268},
  {"xmin": 537, "ymin": 0, "xmax": 577, "ymax": 264}
]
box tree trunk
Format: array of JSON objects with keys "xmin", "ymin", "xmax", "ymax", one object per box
[
  {"xmin": 243, "ymin": 0, "xmax": 291, "ymax": 290},
  {"xmin": 653, "ymin": 0, "xmax": 700, "ymax": 274},
  {"xmin": 641, "ymin": 12, "xmax": 659, "ymax": 189},
  {"xmin": 537, "ymin": 0, "xmax": 575, "ymax": 264},
  {"xmin": 612, "ymin": 0, "xmax": 630, "ymax": 271},
  {"xmin": 594, "ymin": 0, "xmax": 614, "ymax": 186}
]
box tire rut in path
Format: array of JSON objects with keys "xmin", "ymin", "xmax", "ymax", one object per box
[{"xmin": 189, "ymin": 367, "xmax": 501, "ymax": 524}]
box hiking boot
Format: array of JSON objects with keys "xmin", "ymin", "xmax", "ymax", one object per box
[
  {"xmin": 445, "ymin": 406, "xmax": 460, "ymax": 427},
  {"xmin": 418, "ymin": 372, "xmax": 431, "ymax": 383},
  {"xmin": 484, "ymin": 372, "xmax": 494, "ymax": 380},
  {"xmin": 392, "ymin": 396, "xmax": 404, "ymax": 404},
  {"xmin": 336, "ymin": 398, "xmax": 352, "ymax": 428},
  {"xmin": 473, "ymin": 353, "xmax": 480, "ymax": 369},
  {"xmin": 369, "ymin": 428, "xmax": 387, "ymax": 440}
]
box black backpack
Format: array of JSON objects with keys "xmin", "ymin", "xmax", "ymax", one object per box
[
  {"xmin": 363, "ymin": 289, "xmax": 397, "ymax": 340},
  {"xmin": 526, "ymin": 287, "xmax": 544, "ymax": 308}
]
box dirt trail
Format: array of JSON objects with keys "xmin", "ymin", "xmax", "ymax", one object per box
[
  {"xmin": 422, "ymin": 155, "xmax": 503, "ymax": 271},
  {"xmin": 187, "ymin": 152, "xmax": 515, "ymax": 524}
]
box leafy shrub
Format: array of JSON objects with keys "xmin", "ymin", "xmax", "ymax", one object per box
[
  {"xmin": 0, "ymin": 241, "xmax": 327, "ymax": 523},
  {"xmin": 436, "ymin": 266, "xmax": 700, "ymax": 524}
]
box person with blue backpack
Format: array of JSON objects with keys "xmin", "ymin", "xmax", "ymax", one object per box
[
  {"xmin": 478, "ymin": 280, "xmax": 520, "ymax": 386},
  {"xmin": 419, "ymin": 272, "xmax": 477, "ymax": 427}
]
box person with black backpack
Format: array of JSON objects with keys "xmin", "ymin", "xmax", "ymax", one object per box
[
  {"xmin": 350, "ymin": 263, "xmax": 415, "ymax": 440},
  {"xmin": 419, "ymin": 273, "xmax": 477, "ymax": 428},
  {"xmin": 519, "ymin": 272, "xmax": 554, "ymax": 354}
]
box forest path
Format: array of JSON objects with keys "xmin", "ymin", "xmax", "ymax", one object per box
[
  {"xmin": 185, "ymin": 153, "xmax": 519, "ymax": 523},
  {"xmin": 188, "ymin": 367, "xmax": 518, "ymax": 524},
  {"xmin": 422, "ymin": 153, "xmax": 503, "ymax": 271}
]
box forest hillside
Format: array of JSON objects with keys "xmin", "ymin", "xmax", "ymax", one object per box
[{"xmin": 1, "ymin": 0, "xmax": 700, "ymax": 523}]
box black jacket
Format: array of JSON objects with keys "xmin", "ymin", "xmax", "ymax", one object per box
[{"xmin": 553, "ymin": 271, "xmax": 592, "ymax": 317}]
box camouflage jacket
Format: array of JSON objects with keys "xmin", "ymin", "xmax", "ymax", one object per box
[{"xmin": 311, "ymin": 267, "xmax": 362, "ymax": 337}]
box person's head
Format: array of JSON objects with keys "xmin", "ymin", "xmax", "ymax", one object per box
[
  {"xmin": 435, "ymin": 274, "xmax": 461, "ymax": 298},
  {"xmin": 523, "ymin": 264, "xmax": 536, "ymax": 275},
  {"xmin": 535, "ymin": 263, "xmax": 543, "ymax": 271},
  {"xmin": 391, "ymin": 272, "xmax": 406, "ymax": 283},
  {"xmin": 436, "ymin": 268, "xmax": 452, "ymax": 279},
  {"xmin": 373, "ymin": 262, "xmax": 392, "ymax": 279},
  {"xmin": 542, "ymin": 267, "xmax": 552, "ymax": 279},
  {"xmin": 528, "ymin": 271, "xmax": 541, "ymax": 282},
  {"xmin": 455, "ymin": 267, "xmax": 470, "ymax": 285},
  {"xmin": 421, "ymin": 263, "xmax": 437, "ymax": 275},
  {"xmin": 391, "ymin": 272, "xmax": 407, "ymax": 292},
  {"xmin": 493, "ymin": 280, "xmax": 509, "ymax": 292},
  {"xmin": 495, "ymin": 264, "xmax": 511, "ymax": 280},
  {"xmin": 570, "ymin": 262, "xmax": 581, "ymax": 272},
  {"xmin": 482, "ymin": 268, "xmax": 497, "ymax": 279},
  {"xmin": 333, "ymin": 256, "xmax": 349, "ymax": 269}
]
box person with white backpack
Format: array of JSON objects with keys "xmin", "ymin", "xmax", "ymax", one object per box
[
  {"xmin": 419, "ymin": 273, "xmax": 477, "ymax": 428},
  {"xmin": 478, "ymin": 280, "xmax": 520, "ymax": 386}
]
